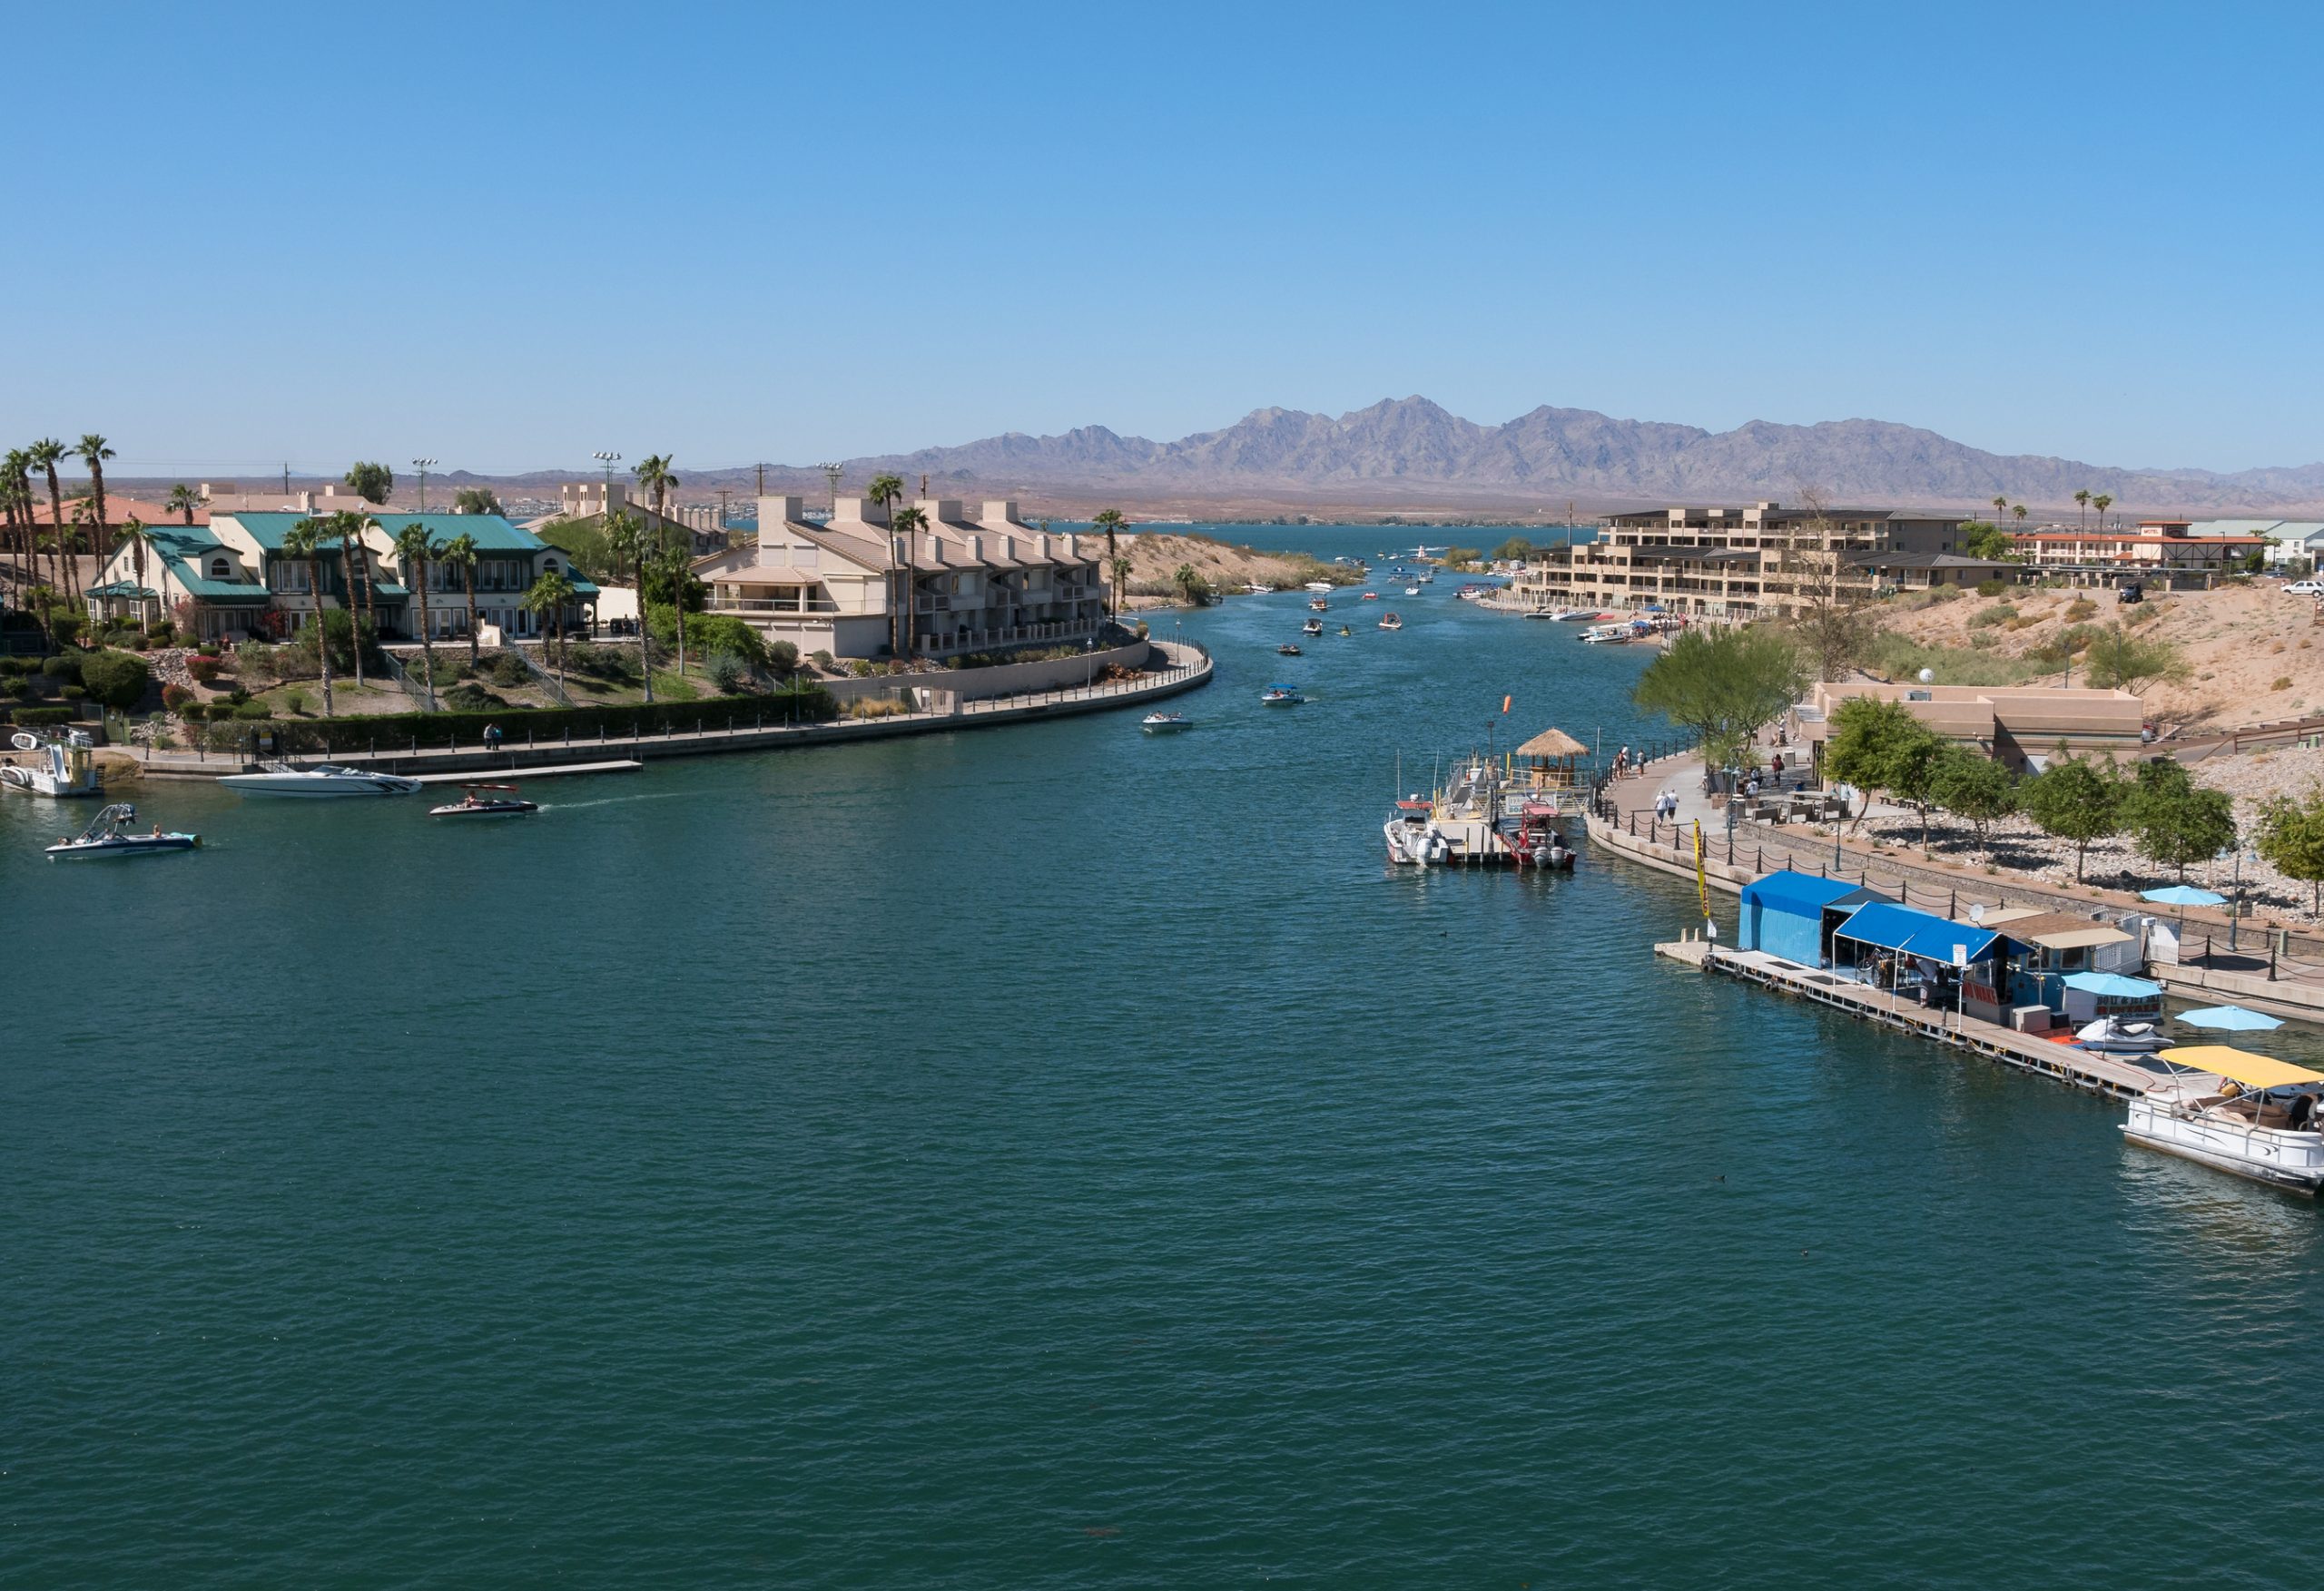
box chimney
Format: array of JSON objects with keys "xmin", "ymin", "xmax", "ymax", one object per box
[
  {"xmin": 970, "ymin": 534, "xmax": 984, "ymax": 562},
  {"xmin": 1003, "ymin": 535, "xmax": 1018, "ymax": 562},
  {"xmin": 982, "ymin": 498, "xmax": 1019, "ymax": 525}
]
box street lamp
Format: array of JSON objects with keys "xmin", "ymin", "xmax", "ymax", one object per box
[{"xmin": 412, "ymin": 457, "xmax": 438, "ymax": 512}]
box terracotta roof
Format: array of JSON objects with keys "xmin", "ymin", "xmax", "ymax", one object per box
[{"xmin": 26, "ymin": 494, "xmax": 208, "ymax": 527}]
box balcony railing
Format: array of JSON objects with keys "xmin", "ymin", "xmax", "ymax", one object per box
[
  {"xmin": 914, "ymin": 621, "xmax": 1097, "ymax": 653},
  {"xmin": 709, "ymin": 597, "xmax": 842, "ymax": 614}
]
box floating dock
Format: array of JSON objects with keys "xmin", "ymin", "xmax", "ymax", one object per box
[
  {"xmin": 409, "ymin": 760, "xmax": 642, "ymax": 784},
  {"xmin": 1658, "ymin": 938, "xmax": 2193, "ymax": 1099}
]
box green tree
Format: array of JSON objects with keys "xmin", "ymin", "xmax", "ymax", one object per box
[
  {"xmin": 634, "ymin": 454, "xmax": 678, "ymax": 522},
  {"xmin": 1823, "ymin": 696, "xmax": 1949, "ymax": 850},
  {"xmin": 1492, "ymin": 535, "xmax": 1536, "ymax": 562},
  {"xmin": 75, "ymin": 435, "xmax": 115, "ymax": 565},
  {"xmin": 281, "ymin": 517, "xmax": 335, "ymax": 716},
  {"xmin": 1992, "ymin": 495, "xmax": 2008, "ymax": 528},
  {"xmin": 887, "ymin": 501, "xmax": 926, "ymax": 663},
  {"xmin": 27, "ymin": 438, "xmax": 71, "ymax": 601},
  {"xmin": 867, "ymin": 473, "xmax": 906, "ymax": 660},
  {"xmin": 1108, "ymin": 554, "xmax": 1134, "ymax": 613},
  {"xmin": 2019, "ymin": 751, "xmax": 2123, "ymax": 882},
  {"xmin": 1932, "ymin": 744, "xmax": 2018, "ymax": 863},
  {"xmin": 452, "ymin": 486, "xmax": 503, "ymax": 516},
  {"xmin": 1091, "ymin": 508, "xmax": 1128, "ymax": 614},
  {"xmin": 2256, "ymin": 787, "xmax": 2324, "ymax": 915},
  {"xmin": 1632, "ymin": 624, "xmax": 1807, "ymax": 771},
  {"xmin": 329, "ymin": 511, "xmax": 371, "ymax": 692},
  {"xmin": 393, "ymin": 521, "xmax": 442, "ymax": 706},
  {"xmin": 2074, "ymin": 488, "xmax": 2090, "ymax": 529},
  {"xmin": 116, "ymin": 516, "xmax": 159, "ymax": 637},
  {"xmin": 2092, "ymin": 492, "xmax": 2113, "ymax": 531},
  {"xmin": 2121, "ymin": 755, "xmax": 2234, "ymax": 880},
  {"xmin": 1961, "ymin": 519, "xmax": 2018, "ymax": 561},
  {"xmin": 78, "ymin": 648, "xmax": 150, "ymax": 711},
  {"xmin": 1442, "ymin": 545, "xmax": 1483, "ymax": 568},
  {"xmin": 524, "ymin": 569, "xmax": 577, "ymax": 683},
  {"xmin": 439, "ymin": 531, "xmax": 481, "ymax": 670},
  {"xmin": 344, "ymin": 461, "xmax": 394, "ymax": 505},
  {"xmin": 648, "ymin": 545, "xmax": 698, "ymax": 679},
  {"xmin": 2081, "ymin": 624, "xmax": 2186, "ymax": 698},
  {"xmin": 164, "ymin": 483, "xmax": 202, "ymax": 525},
  {"xmin": 2012, "ymin": 504, "xmax": 2027, "ymax": 534}
]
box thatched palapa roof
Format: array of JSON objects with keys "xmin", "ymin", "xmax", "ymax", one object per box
[{"xmin": 1516, "ymin": 727, "xmax": 1589, "ymax": 759}]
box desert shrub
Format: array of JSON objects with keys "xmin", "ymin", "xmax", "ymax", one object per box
[
  {"xmin": 235, "ymin": 640, "xmax": 277, "ymax": 679},
  {"xmin": 1975, "ymin": 578, "xmax": 2007, "ymax": 597},
  {"xmin": 810, "ymin": 650, "xmax": 835, "ymax": 672},
  {"xmin": 765, "ymin": 640, "xmax": 800, "ymax": 675},
  {"xmin": 78, "ymin": 650, "xmax": 152, "ymax": 711},
  {"xmin": 162, "ymin": 683, "xmax": 194, "ymax": 711},
  {"xmin": 1968, "ymin": 603, "xmax": 2018, "ymax": 630},
  {"xmin": 2274, "ymin": 676, "xmax": 2295, "ymax": 692},
  {"xmin": 2063, "ymin": 597, "xmax": 2097, "ymax": 622},
  {"xmin": 489, "ymin": 651, "xmax": 533, "ymax": 689}
]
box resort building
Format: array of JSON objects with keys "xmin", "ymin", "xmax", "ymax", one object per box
[
  {"xmin": 1789, "ymin": 681, "xmax": 2147, "ymax": 774},
  {"xmin": 1511, "ymin": 502, "xmax": 1985, "ymax": 618},
  {"xmin": 84, "ymin": 510, "xmax": 596, "ymax": 643},
  {"xmin": 2009, "ymin": 519, "xmax": 2270, "ymax": 583},
  {"xmin": 693, "ymin": 496, "xmax": 1107, "ymax": 661},
  {"xmin": 2182, "ymin": 519, "xmax": 2324, "ymax": 569},
  {"xmin": 555, "ymin": 482, "xmax": 729, "ymax": 554}
]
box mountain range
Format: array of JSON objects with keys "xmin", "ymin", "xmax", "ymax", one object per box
[{"xmin": 833, "ymin": 397, "xmax": 2324, "ymax": 515}]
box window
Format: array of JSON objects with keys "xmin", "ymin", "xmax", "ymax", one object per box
[
  {"xmin": 542, "ymin": 556, "xmax": 559, "ymax": 572},
  {"xmin": 209, "ymin": 557, "xmax": 231, "ymax": 579}
]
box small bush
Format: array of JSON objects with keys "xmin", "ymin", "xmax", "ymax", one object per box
[
  {"xmin": 181, "ymin": 702, "xmax": 209, "ymax": 722},
  {"xmin": 2273, "ymin": 675, "xmax": 2294, "ymax": 692},
  {"xmin": 489, "ymin": 652, "xmax": 533, "ymax": 689},
  {"xmin": 9, "ymin": 706, "xmax": 72, "ymax": 726},
  {"xmin": 78, "ymin": 650, "xmax": 152, "ymax": 711},
  {"xmin": 442, "ymin": 683, "xmax": 507, "ymax": 712},
  {"xmin": 0, "ymin": 656, "xmax": 27, "ymax": 675},
  {"xmin": 282, "ymin": 688, "xmax": 309, "ymax": 715},
  {"xmin": 60, "ymin": 684, "xmax": 85, "ymax": 702},
  {"xmin": 2063, "ymin": 597, "xmax": 2097, "ymax": 622},
  {"xmin": 41, "ymin": 654, "xmax": 81, "ymax": 682},
  {"xmin": 1968, "ymin": 603, "xmax": 2018, "ymax": 630},
  {"xmin": 162, "ymin": 683, "xmax": 194, "ymax": 711},
  {"xmin": 186, "ymin": 655, "xmax": 225, "ymax": 685},
  {"xmin": 706, "ymin": 652, "xmax": 747, "ymax": 692},
  {"xmin": 1975, "ymin": 578, "xmax": 2007, "ymax": 597},
  {"xmin": 232, "ymin": 701, "xmax": 274, "ymax": 720},
  {"xmin": 197, "ymin": 642, "xmax": 220, "ymax": 658},
  {"xmin": 766, "ymin": 640, "xmax": 800, "ymax": 675},
  {"xmin": 810, "ymin": 649, "xmax": 836, "ymax": 672}
]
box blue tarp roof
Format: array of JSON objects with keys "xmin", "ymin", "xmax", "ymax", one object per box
[
  {"xmin": 1740, "ymin": 869, "xmax": 1870, "ymax": 918},
  {"xmin": 1834, "ymin": 901, "xmax": 2000, "ymax": 962},
  {"xmin": 2062, "ymin": 971, "xmax": 2161, "ymax": 997}
]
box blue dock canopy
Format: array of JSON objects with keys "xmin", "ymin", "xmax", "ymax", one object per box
[
  {"xmin": 1738, "ymin": 870, "xmax": 1893, "ymax": 964},
  {"xmin": 1739, "ymin": 870, "xmax": 1866, "ymax": 918},
  {"xmin": 1832, "ymin": 901, "xmax": 2000, "ymax": 964}
]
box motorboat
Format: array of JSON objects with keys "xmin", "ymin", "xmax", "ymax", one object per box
[
  {"xmin": 1301, "ymin": 618, "xmax": 1324, "ymax": 636},
  {"xmin": 1141, "ymin": 712, "xmax": 1194, "ymax": 733},
  {"xmin": 44, "ymin": 802, "xmax": 199, "ymax": 859},
  {"xmin": 1416, "ymin": 573, "xmax": 1435, "ymax": 584},
  {"xmin": 1245, "ymin": 582, "xmax": 1272, "ymax": 594},
  {"xmin": 2125, "ymin": 1047, "xmax": 2324, "ymax": 1192},
  {"xmin": 1580, "ymin": 624, "xmax": 1633, "ymax": 644},
  {"xmin": 1277, "ymin": 643, "xmax": 1304, "ymax": 656},
  {"xmin": 1258, "ymin": 684, "xmax": 1305, "ymax": 706},
  {"xmin": 1377, "ymin": 613, "xmax": 1403, "ymax": 631},
  {"xmin": 2073, "ymin": 1016, "xmax": 2170, "ymax": 1054},
  {"xmin": 1522, "ymin": 608, "xmax": 1565, "ymax": 620},
  {"xmin": 220, "ymin": 761, "xmax": 424, "ymax": 797},
  {"xmin": 3, "ymin": 730, "xmax": 102, "ymax": 797},
  {"xmin": 1309, "ymin": 597, "xmax": 1329, "ymax": 612},
  {"xmin": 1403, "ymin": 585, "xmax": 1421, "ymax": 596},
  {"xmin": 428, "ymin": 782, "xmax": 538, "ymax": 817},
  {"xmin": 1304, "ymin": 581, "xmax": 1334, "ymax": 594},
  {"xmin": 1360, "ymin": 591, "xmax": 1380, "ymax": 601}
]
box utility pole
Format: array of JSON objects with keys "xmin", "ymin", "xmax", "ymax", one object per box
[
  {"xmin": 717, "ymin": 487, "xmax": 730, "ymax": 532},
  {"xmin": 281, "ymin": 463, "xmax": 290, "ymax": 498},
  {"xmin": 754, "ymin": 462, "xmax": 765, "ymax": 496},
  {"xmin": 919, "ymin": 472, "xmax": 929, "ymax": 499}
]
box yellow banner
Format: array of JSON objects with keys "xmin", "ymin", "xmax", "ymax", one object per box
[{"xmin": 1693, "ymin": 820, "xmax": 1711, "ymax": 922}]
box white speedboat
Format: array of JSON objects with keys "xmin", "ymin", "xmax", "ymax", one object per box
[
  {"xmin": 1141, "ymin": 712, "xmax": 1194, "ymax": 733},
  {"xmin": 1378, "ymin": 613, "xmax": 1403, "ymax": 631},
  {"xmin": 1403, "ymin": 584, "xmax": 1421, "ymax": 596},
  {"xmin": 1580, "ymin": 624, "xmax": 1632, "ymax": 644},
  {"xmin": 2126, "ymin": 1047, "xmax": 2324, "ymax": 1193},
  {"xmin": 3, "ymin": 730, "xmax": 102, "ymax": 797},
  {"xmin": 1258, "ymin": 684, "xmax": 1305, "ymax": 706},
  {"xmin": 1304, "ymin": 581, "xmax": 1334, "ymax": 593},
  {"xmin": 1301, "ymin": 618, "xmax": 1324, "ymax": 636},
  {"xmin": 220, "ymin": 761, "xmax": 424, "ymax": 797},
  {"xmin": 45, "ymin": 802, "xmax": 199, "ymax": 859}
]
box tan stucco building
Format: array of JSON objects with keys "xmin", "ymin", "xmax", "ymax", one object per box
[{"xmin": 1790, "ymin": 681, "xmax": 2148, "ymax": 774}]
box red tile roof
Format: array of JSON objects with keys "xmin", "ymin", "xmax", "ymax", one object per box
[{"xmin": 25, "ymin": 494, "xmax": 208, "ymax": 527}]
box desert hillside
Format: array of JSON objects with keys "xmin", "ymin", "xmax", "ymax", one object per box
[{"xmin": 1113, "ymin": 533, "xmax": 1360, "ymax": 609}]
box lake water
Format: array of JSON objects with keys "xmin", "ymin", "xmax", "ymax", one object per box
[{"xmin": 8, "ymin": 526, "xmax": 2322, "ymax": 1587}]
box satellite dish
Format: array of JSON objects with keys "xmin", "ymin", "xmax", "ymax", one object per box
[
  {"xmin": 1970, "ymin": 903, "xmax": 1985, "ymax": 925},
  {"xmin": 1918, "ymin": 667, "xmax": 1935, "ymax": 684}
]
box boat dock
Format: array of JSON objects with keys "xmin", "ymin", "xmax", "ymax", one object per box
[
  {"xmin": 1657, "ymin": 936, "xmax": 2190, "ymax": 1099},
  {"xmin": 409, "ymin": 760, "xmax": 642, "ymax": 784}
]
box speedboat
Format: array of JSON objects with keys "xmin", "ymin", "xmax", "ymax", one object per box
[
  {"xmin": 2125, "ymin": 1047, "xmax": 2324, "ymax": 1192},
  {"xmin": 1301, "ymin": 618, "xmax": 1324, "ymax": 636},
  {"xmin": 1309, "ymin": 597, "xmax": 1329, "ymax": 612},
  {"xmin": 428, "ymin": 783, "xmax": 538, "ymax": 817},
  {"xmin": 1141, "ymin": 712, "xmax": 1194, "ymax": 733},
  {"xmin": 1580, "ymin": 624, "xmax": 1632, "ymax": 644},
  {"xmin": 1360, "ymin": 591, "xmax": 1380, "ymax": 601},
  {"xmin": 1523, "ymin": 608, "xmax": 1563, "ymax": 620},
  {"xmin": 1416, "ymin": 573, "xmax": 1434, "ymax": 584},
  {"xmin": 1303, "ymin": 581, "xmax": 1333, "ymax": 594},
  {"xmin": 220, "ymin": 761, "xmax": 424, "ymax": 797},
  {"xmin": 3, "ymin": 730, "xmax": 102, "ymax": 797},
  {"xmin": 1258, "ymin": 684, "xmax": 1305, "ymax": 706},
  {"xmin": 44, "ymin": 802, "xmax": 199, "ymax": 859},
  {"xmin": 1403, "ymin": 585, "xmax": 1420, "ymax": 596},
  {"xmin": 2073, "ymin": 1016, "xmax": 2170, "ymax": 1054},
  {"xmin": 1277, "ymin": 643, "xmax": 1303, "ymax": 656},
  {"xmin": 1377, "ymin": 613, "xmax": 1403, "ymax": 631}
]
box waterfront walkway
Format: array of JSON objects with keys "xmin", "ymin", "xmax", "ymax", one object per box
[{"xmin": 134, "ymin": 641, "xmax": 1213, "ymax": 781}]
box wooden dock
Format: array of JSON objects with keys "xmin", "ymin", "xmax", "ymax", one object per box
[
  {"xmin": 409, "ymin": 760, "xmax": 642, "ymax": 784},
  {"xmin": 1655, "ymin": 938, "xmax": 2181, "ymax": 1099}
]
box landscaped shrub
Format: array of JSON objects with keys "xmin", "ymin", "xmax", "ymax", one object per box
[
  {"xmin": 232, "ymin": 701, "xmax": 274, "ymax": 720},
  {"xmin": 78, "ymin": 650, "xmax": 152, "ymax": 711},
  {"xmin": 706, "ymin": 652, "xmax": 748, "ymax": 692},
  {"xmin": 197, "ymin": 642, "xmax": 220, "ymax": 658},
  {"xmin": 258, "ymin": 683, "xmax": 840, "ymax": 754},
  {"xmin": 489, "ymin": 652, "xmax": 533, "ymax": 688},
  {"xmin": 0, "ymin": 656, "xmax": 28, "ymax": 674},
  {"xmin": 1967, "ymin": 603, "xmax": 2018, "ymax": 629},
  {"xmin": 442, "ymin": 683, "xmax": 506, "ymax": 712},
  {"xmin": 162, "ymin": 683, "xmax": 194, "ymax": 711},
  {"xmin": 181, "ymin": 702, "xmax": 209, "ymax": 722},
  {"xmin": 282, "ymin": 689, "xmax": 308, "ymax": 716},
  {"xmin": 766, "ymin": 640, "xmax": 799, "ymax": 675},
  {"xmin": 186, "ymin": 655, "xmax": 225, "ymax": 685},
  {"xmin": 60, "ymin": 685, "xmax": 85, "ymax": 702},
  {"xmin": 41, "ymin": 654, "xmax": 81, "ymax": 682},
  {"xmin": 9, "ymin": 706, "xmax": 71, "ymax": 726},
  {"xmin": 810, "ymin": 650, "xmax": 835, "ymax": 672}
]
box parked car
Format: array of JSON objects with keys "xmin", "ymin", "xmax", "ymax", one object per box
[
  {"xmin": 2118, "ymin": 581, "xmax": 2143, "ymax": 604},
  {"xmin": 2286, "ymin": 580, "xmax": 2324, "ymax": 596}
]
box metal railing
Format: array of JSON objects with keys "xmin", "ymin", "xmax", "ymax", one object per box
[
  {"xmin": 510, "ymin": 643, "xmax": 576, "ymax": 708},
  {"xmin": 378, "ymin": 647, "xmax": 436, "ymax": 712}
]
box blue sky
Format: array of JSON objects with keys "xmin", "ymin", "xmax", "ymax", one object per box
[{"xmin": 9, "ymin": 0, "xmax": 2319, "ymax": 477}]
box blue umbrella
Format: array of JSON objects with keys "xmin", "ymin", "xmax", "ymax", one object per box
[
  {"xmin": 2178, "ymin": 1005, "xmax": 2285, "ymax": 1033},
  {"xmin": 2141, "ymin": 884, "xmax": 2227, "ymax": 907}
]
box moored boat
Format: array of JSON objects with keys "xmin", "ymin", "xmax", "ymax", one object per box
[
  {"xmin": 2125, "ymin": 1046, "xmax": 2324, "ymax": 1192},
  {"xmin": 44, "ymin": 802, "xmax": 199, "ymax": 859},
  {"xmin": 220, "ymin": 761, "xmax": 424, "ymax": 798},
  {"xmin": 1304, "ymin": 581, "xmax": 1334, "ymax": 593},
  {"xmin": 1579, "ymin": 624, "xmax": 1632, "ymax": 644},
  {"xmin": 3, "ymin": 730, "xmax": 102, "ymax": 798}
]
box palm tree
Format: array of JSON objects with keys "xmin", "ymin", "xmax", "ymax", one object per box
[
  {"xmin": 1990, "ymin": 495, "xmax": 2006, "ymax": 529},
  {"xmin": 440, "ymin": 531, "xmax": 480, "ymax": 670},
  {"xmin": 605, "ymin": 509, "xmax": 646, "ymax": 586},
  {"xmin": 866, "ymin": 473, "xmax": 906, "ymax": 659},
  {"xmin": 2012, "ymin": 504, "xmax": 2027, "ymax": 534},
  {"xmin": 330, "ymin": 512, "xmax": 369, "ymax": 693},
  {"xmin": 27, "ymin": 438, "xmax": 69, "ymax": 601},
  {"xmin": 1092, "ymin": 508, "xmax": 1128, "ymax": 614},
  {"xmin": 635, "ymin": 454, "xmax": 678, "ymax": 524},
  {"xmin": 281, "ymin": 517, "xmax": 334, "ymax": 716},
  {"xmin": 1173, "ymin": 562, "xmax": 1201, "ymax": 604},
  {"xmin": 165, "ymin": 484, "xmax": 202, "ymax": 525},
  {"xmin": 2093, "ymin": 493, "xmax": 2114, "ymax": 533},
  {"xmin": 1109, "ymin": 554, "xmax": 1134, "ymax": 614},
  {"xmin": 524, "ymin": 570, "xmax": 577, "ymax": 684},
  {"xmin": 649, "ymin": 545, "xmax": 695, "ymax": 680},
  {"xmin": 75, "ymin": 435, "xmax": 115, "ymax": 565},
  {"xmin": 117, "ymin": 516, "xmax": 158, "ymax": 637},
  {"xmin": 2074, "ymin": 488, "xmax": 2091, "ymax": 530},
  {"xmin": 889, "ymin": 505, "xmax": 928, "ymax": 664},
  {"xmin": 394, "ymin": 522, "xmax": 441, "ymax": 707}
]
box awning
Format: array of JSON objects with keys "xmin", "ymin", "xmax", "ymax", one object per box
[
  {"xmin": 1741, "ymin": 869, "xmax": 1868, "ymax": 918},
  {"xmin": 2158, "ymin": 1046, "xmax": 2324, "ymax": 1089},
  {"xmin": 2062, "ymin": 971, "xmax": 2160, "ymax": 997},
  {"xmin": 1834, "ymin": 901, "xmax": 1999, "ymax": 962}
]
